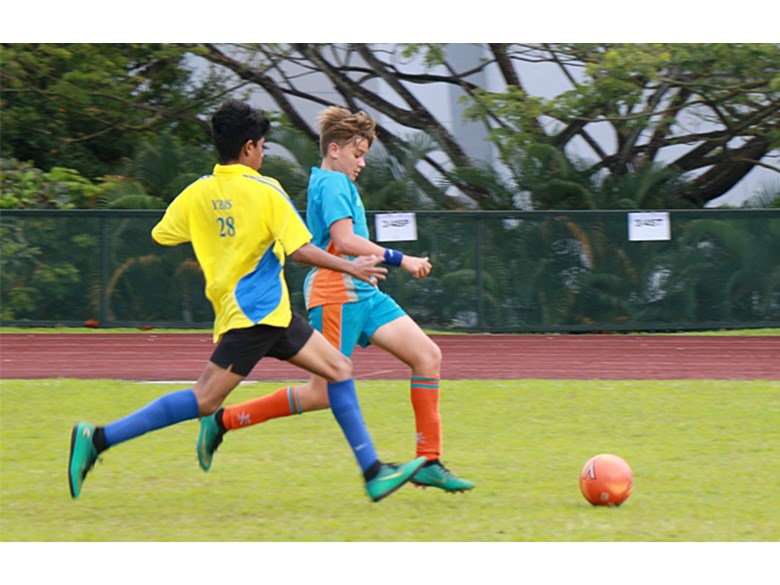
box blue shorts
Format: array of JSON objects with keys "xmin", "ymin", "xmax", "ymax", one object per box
[{"xmin": 309, "ymin": 291, "xmax": 406, "ymax": 357}]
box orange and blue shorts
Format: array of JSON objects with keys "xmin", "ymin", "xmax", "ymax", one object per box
[{"xmin": 308, "ymin": 290, "xmax": 406, "ymax": 357}]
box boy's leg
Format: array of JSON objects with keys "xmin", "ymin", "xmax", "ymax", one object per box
[
  {"xmin": 101, "ymin": 389, "xmax": 200, "ymax": 448},
  {"xmin": 198, "ymin": 303, "xmax": 359, "ymax": 465},
  {"xmin": 197, "ymin": 378, "xmax": 330, "ymax": 471},
  {"xmin": 369, "ymin": 312, "xmax": 476, "ymax": 493},
  {"xmin": 219, "ymin": 377, "xmax": 330, "ymax": 430},
  {"xmin": 71, "ymin": 354, "xmax": 246, "ymax": 499},
  {"xmin": 288, "ymin": 329, "xmax": 425, "ymax": 502},
  {"xmin": 369, "ymin": 315, "xmax": 444, "ymax": 459},
  {"xmin": 287, "ymin": 330, "xmax": 378, "ymax": 471},
  {"xmin": 69, "ymin": 388, "xmax": 201, "ymax": 499}
]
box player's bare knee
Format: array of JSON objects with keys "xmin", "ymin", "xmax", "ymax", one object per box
[
  {"xmin": 430, "ymin": 341, "xmax": 443, "ymax": 368},
  {"xmin": 328, "ymin": 354, "xmax": 354, "ymax": 382},
  {"xmin": 415, "ymin": 340, "xmax": 442, "ymax": 374}
]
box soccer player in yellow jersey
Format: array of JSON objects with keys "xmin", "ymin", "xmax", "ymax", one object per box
[
  {"xmin": 197, "ymin": 106, "xmax": 475, "ymax": 493},
  {"xmin": 68, "ymin": 100, "xmax": 426, "ymax": 503}
]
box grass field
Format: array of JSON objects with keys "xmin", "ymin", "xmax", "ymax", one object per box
[
  {"xmin": 2, "ymin": 378, "xmax": 778, "ymax": 543},
  {"xmin": 2, "ymin": 372, "xmax": 779, "ymax": 583}
]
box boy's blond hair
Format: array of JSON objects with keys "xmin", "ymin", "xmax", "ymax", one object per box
[{"xmin": 317, "ymin": 106, "xmax": 377, "ymax": 157}]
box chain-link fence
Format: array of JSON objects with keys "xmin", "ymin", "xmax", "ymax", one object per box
[{"xmin": 2, "ymin": 209, "xmax": 778, "ymax": 332}]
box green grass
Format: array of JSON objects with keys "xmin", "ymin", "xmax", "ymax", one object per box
[{"xmin": 2, "ymin": 379, "xmax": 778, "ymax": 542}]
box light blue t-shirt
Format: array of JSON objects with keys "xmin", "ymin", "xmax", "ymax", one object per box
[{"xmin": 303, "ymin": 166, "xmax": 377, "ymax": 308}]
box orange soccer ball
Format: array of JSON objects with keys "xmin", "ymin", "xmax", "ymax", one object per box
[{"xmin": 579, "ymin": 454, "xmax": 633, "ymax": 506}]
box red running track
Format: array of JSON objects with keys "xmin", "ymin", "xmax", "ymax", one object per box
[{"xmin": 1, "ymin": 333, "xmax": 778, "ymax": 381}]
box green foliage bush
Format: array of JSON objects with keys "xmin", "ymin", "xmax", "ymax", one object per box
[{"xmin": 0, "ymin": 158, "xmax": 100, "ymax": 209}]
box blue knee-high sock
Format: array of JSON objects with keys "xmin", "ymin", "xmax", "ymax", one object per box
[
  {"xmin": 327, "ymin": 379, "xmax": 378, "ymax": 473},
  {"xmin": 102, "ymin": 389, "xmax": 200, "ymax": 448}
]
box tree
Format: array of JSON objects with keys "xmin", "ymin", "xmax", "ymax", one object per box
[
  {"xmin": 97, "ymin": 130, "xmax": 214, "ymax": 209},
  {"xmin": 646, "ymin": 216, "xmax": 780, "ymax": 324},
  {"xmin": 466, "ymin": 44, "xmax": 780, "ymax": 207},
  {"xmin": 192, "ymin": 43, "xmax": 780, "ymax": 208},
  {"xmin": 3, "ymin": 43, "xmax": 778, "ymax": 209},
  {"xmin": 0, "ymin": 44, "xmax": 217, "ymax": 180},
  {"xmin": 0, "ymin": 158, "xmax": 100, "ymax": 208}
]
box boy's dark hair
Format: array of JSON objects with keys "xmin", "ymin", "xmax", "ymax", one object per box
[{"xmin": 211, "ymin": 100, "xmax": 271, "ymax": 164}]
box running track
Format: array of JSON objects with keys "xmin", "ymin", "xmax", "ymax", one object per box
[{"xmin": 1, "ymin": 333, "xmax": 778, "ymax": 381}]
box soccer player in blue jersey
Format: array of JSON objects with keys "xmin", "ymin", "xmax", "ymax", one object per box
[
  {"xmin": 68, "ymin": 100, "xmax": 426, "ymax": 502},
  {"xmin": 198, "ymin": 106, "xmax": 474, "ymax": 493}
]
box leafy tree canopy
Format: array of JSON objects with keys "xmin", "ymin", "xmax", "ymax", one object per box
[
  {"xmin": 0, "ymin": 44, "xmax": 217, "ymax": 179},
  {"xmin": 2, "ymin": 43, "xmax": 778, "ymax": 209},
  {"xmin": 463, "ymin": 44, "xmax": 780, "ymax": 206}
]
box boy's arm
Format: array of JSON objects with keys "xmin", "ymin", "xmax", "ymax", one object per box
[
  {"xmin": 288, "ymin": 242, "xmax": 387, "ymax": 286},
  {"xmin": 151, "ymin": 190, "xmax": 190, "ymax": 246},
  {"xmin": 329, "ymin": 218, "xmax": 432, "ymax": 280}
]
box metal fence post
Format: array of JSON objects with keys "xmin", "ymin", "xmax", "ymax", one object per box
[{"xmin": 99, "ymin": 213, "xmax": 109, "ymax": 325}]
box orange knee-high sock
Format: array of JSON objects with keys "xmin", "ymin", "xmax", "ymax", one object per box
[
  {"xmin": 410, "ymin": 376, "xmax": 442, "ymax": 460},
  {"xmin": 221, "ymin": 386, "xmax": 302, "ymax": 431}
]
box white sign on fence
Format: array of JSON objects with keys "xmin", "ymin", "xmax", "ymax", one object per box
[
  {"xmin": 375, "ymin": 212, "xmax": 418, "ymax": 242},
  {"xmin": 628, "ymin": 212, "xmax": 671, "ymax": 241}
]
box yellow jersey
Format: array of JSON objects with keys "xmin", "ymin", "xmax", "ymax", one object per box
[{"xmin": 152, "ymin": 164, "xmax": 312, "ymax": 342}]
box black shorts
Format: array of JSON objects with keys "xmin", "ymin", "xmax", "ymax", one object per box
[{"xmin": 210, "ymin": 313, "xmax": 315, "ymax": 377}]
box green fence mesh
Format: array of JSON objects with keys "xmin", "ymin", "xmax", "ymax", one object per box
[{"xmin": 2, "ymin": 209, "xmax": 778, "ymax": 332}]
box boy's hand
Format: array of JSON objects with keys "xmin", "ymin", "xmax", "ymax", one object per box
[
  {"xmin": 401, "ymin": 255, "xmax": 432, "ymax": 280},
  {"xmin": 351, "ymin": 255, "xmax": 388, "ymax": 286}
]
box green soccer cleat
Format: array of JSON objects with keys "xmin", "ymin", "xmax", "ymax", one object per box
[
  {"xmin": 197, "ymin": 411, "xmax": 225, "ymax": 472},
  {"xmin": 365, "ymin": 456, "xmax": 427, "ymax": 502},
  {"xmin": 411, "ymin": 460, "xmax": 476, "ymax": 492},
  {"xmin": 68, "ymin": 422, "xmax": 99, "ymax": 499}
]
